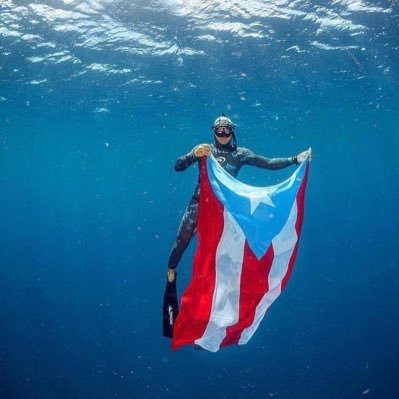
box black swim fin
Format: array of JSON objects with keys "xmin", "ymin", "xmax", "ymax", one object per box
[{"xmin": 162, "ymin": 273, "xmax": 179, "ymax": 338}]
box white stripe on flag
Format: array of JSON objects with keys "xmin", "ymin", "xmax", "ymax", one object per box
[
  {"xmin": 195, "ymin": 208, "xmax": 246, "ymax": 352},
  {"xmin": 239, "ymin": 200, "xmax": 299, "ymax": 345}
]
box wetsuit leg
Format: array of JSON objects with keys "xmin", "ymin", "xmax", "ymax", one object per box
[
  {"xmin": 168, "ymin": 197, "xmax": 199, "ymax": 270},
  {"xmin": 164, "ymin": 198, "xmax": 198, "ymax": 338}
]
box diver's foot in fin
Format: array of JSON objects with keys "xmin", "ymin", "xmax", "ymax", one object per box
[{"xmin": 163, "ymin": 272, "xmax": 179, "ymax": 338}]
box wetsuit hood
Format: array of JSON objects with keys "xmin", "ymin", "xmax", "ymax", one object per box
[{"xmin": 212, "ymin": 114, "xmax": 237, "ymax": 150}]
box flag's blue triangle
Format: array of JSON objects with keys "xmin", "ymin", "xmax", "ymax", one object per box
[{"xmin": 206, "ymin": 155, "xmax": 308, "ymax": 259}]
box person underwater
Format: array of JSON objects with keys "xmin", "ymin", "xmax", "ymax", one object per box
[{"xmin": 163, "ymin": 114, "xmax": 312, "ymax": 337}]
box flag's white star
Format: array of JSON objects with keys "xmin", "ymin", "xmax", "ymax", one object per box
[{"xmin": 249, "ymin": 192, "xmax": 275, "ymax": 215}]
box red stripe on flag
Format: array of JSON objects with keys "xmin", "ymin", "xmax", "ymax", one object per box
[
  {"xmin": 281, "ymin": 162, "xmax": 309, "ymax": 291},
  {"xmin": 221, "ymin": 243, "xmax": 274, "ymax": 347},
  {"xmin": 172, "ymin": 158, "xmax": 225, "ymax": 350}
]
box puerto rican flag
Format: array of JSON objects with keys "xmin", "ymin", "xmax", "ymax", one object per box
[{"xmin": 172, "ymin": 154, "xmax": 310, "ymax": 352}]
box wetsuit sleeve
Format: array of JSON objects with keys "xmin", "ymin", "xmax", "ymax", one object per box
[
  {"xmin": 239, "ymin": 148, "xmax": 298, "ymax": 170},
  {"xmin": 174, "ymin": 148, "xmax": 198, "ymax": 171}
]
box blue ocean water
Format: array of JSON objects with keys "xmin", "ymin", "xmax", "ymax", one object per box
[{"xmin": 1, "ymin": 0, "xmax": 398, "ymax": 398}]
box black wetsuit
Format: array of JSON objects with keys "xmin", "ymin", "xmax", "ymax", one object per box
[{"xmin": 168, "ymin": 142, "xmax": 298, "ymax": 270}]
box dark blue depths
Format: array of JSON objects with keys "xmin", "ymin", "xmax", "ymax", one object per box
[{"xmin": 0, "ymin": 1, "xmax": 398, "ymax": 398}]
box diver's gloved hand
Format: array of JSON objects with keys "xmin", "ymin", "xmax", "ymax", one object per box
[
  {"xmin": 297, "ymin": 147, "xmax": 312, "ymax": 163},
  {"xmin": 163, "ymin": 270, "xmax": 179, "ymax": 338}
]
